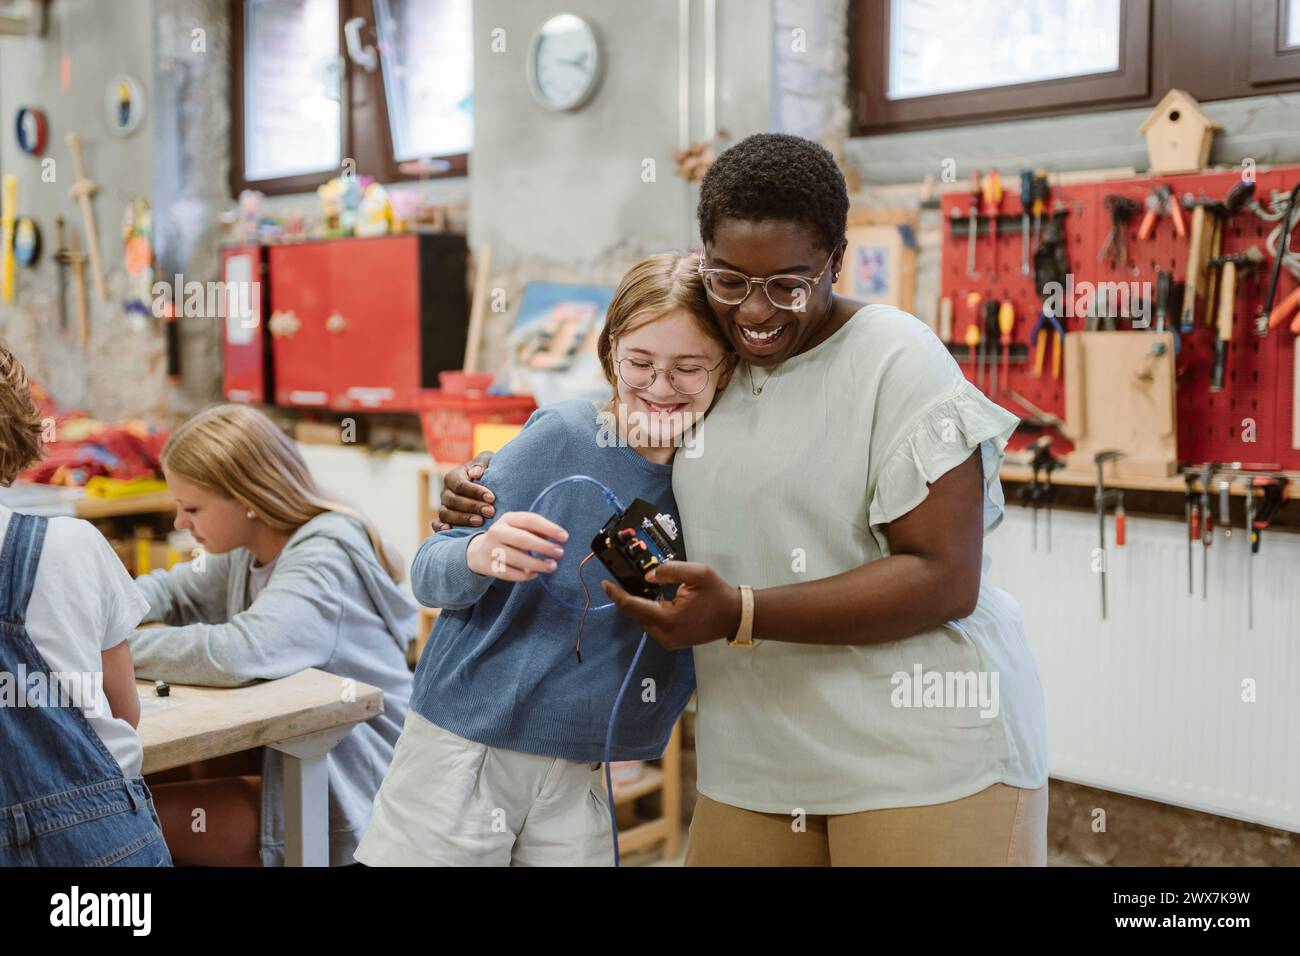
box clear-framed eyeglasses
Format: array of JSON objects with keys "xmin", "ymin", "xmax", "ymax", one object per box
[
  {"xmin": 698, "ymin": 249, "xmax": 837, "ymax": 311},
  {"xmin": 616, "ymin": 354, "xmax": 729, "ymax": 396}
]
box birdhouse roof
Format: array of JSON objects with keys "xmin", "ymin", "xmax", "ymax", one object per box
[{"xmin": 1140, "ymin": 89, "xmax": 1215, "ymax": 134}]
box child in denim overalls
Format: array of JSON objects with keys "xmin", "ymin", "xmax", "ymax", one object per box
[{"xmin": 0, "ymin": 345, "xmax": 170, "ymax": 866}]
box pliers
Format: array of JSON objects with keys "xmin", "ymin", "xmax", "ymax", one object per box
[
  {"xmin": 1031, "ymin": 307, "xmax": 1065, "ymax": 378},
  {"xmin": 1137, "ymin": 184, "xmax": 1186, "ymax": 241},
  {"xmin": 1266, "ymin": 284, "xmax": 1300, "ymax": 335}
]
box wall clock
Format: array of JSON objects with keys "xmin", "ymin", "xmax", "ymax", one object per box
[{"xmin": 526, "ymin": 14, "xmax": 603, "ymax": 112}]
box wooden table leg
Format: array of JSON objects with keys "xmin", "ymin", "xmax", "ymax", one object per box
[{"xmin": 269, "ymin": 726, "xmax": 352, "ymax": 867}]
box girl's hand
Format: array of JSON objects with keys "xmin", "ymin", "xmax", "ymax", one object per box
[
  {"xmin": 435, "ymin": 451, "xmax": 496, "ymax": 530},
  {"xmin": 600, "ymin": 561, "xmax": 741, "ymax": 651},
  {"xmin": 466, "ymin": 511, "xmax": 568, "ymax": 582}
]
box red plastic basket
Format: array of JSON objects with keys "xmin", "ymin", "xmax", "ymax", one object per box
[{"xmin": 417, "ymin": 389, "xmax": 536, "ymax": 464}]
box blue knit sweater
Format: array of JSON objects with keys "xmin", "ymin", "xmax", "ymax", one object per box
[{"xmin": 408, "ymin": 400, "xmax": 695, "ymax": 762}]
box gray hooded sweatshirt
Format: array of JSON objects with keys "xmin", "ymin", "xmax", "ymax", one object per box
[{"xmin": 129, "ymin": 511, "xmax": 415, "ymax": 866}]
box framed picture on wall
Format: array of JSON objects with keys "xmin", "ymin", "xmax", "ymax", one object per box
[{"xmin": 834, "ymin": 208, "xmax": 918, "ymax": 316}]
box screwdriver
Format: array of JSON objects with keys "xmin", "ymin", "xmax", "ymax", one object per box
[
  {"xmin": 1031, "ymin": 171, "xmax": 1049, "ymax": 248},
  {"xmin": 966, "ymin": 169, "xmax": 980, "ymax": 278},
  {"xmin": 997, "ymin": 301, "xmax": 1015, "ymax": 397},
  {"xmin": 964, "ymin": 292, "xmax": 982, "ymax": 376},
  {"xmin": 981, "ymin": 169, "xmax": 1003, "ymax": 275},
  {"xmin": 984, "ymin": 299, "xmax": 1001, "ymax": 395},
  {"xmin": 1019, "ymin": 171, "xmax": 1034, "ymax": 275}
]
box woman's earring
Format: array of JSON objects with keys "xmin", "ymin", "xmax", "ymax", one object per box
[{"xmin": 246, "ymin": 510, "xmax": 255, "ymax": 520}]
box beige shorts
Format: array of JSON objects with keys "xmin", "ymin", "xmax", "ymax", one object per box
[
  {"xmin": 685, "ymin": 783, "xmax": 1048, "ymax": 866},
  {"xmin": 354, "ymin": 710, "xmax": 614, "ymax": 867}
]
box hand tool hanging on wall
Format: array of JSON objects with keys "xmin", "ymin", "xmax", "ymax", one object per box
[
  {"xmin": 1199, "ymin": 463, "xmax": 1215, "ymax": 601},
  {"xmin": 1207, "ymin": 180, "xmax": 1257, "ymax": 315},
  {"xmin": 1017, "ymin": 436, "xmax": 1063, "ymax": 552},
  {"xmin": 65, "ymin": 225, "xmax": 89, "ymax": 348},
  {"xmin": 1100, "ymin": 194, "xmax": 1141, "ymax": 270},
  {"xmin": 1137, "ymin": 184, "xmax": 1185, "ymax": 241},
  {"xmin": 1208, "ymin": 246, "xmax": 1265, "ymax": 391},
  {"xmin": 1, "ymin": 175, "xmax": 15, "ymax": 303},
  {"xmin": 963, "ymin": 292, "xmax": 981, "ymax": 377},
  {"xmin": 981, "ymin": 169, "xmax": 1003, "ymax": 274},
  {"xmin": 1246, "ymin": 475, "xmax": 1290, "ymax": 629},
  {"xmin": 966, "ymin": 169, "xmax": 981, "ymax": 278},
  {"xmin": 1031, "ymin": 171, "xmax": 1049, "ymax": 248},
  {"xmin": 983, "ymin": 298, "xmax": 1001, "ymax": 395},
  {"xmin": 1094, "ymin": 450, "xmax": 1126, "ymax": 620},
  {"xmin": 1033, "ymin": 206, "xmax": 1071, "ymax": 298},
  {"xmin": 1249, "ymin": 476, "xmax": 1290, "ymax": 553},
  {"xmin": 998, "ymin": 300, "xmax": 1015, "ymax": 395},
  {"xmin": 1030, "ymin": 306, "xmax": 1064, "ymax": 379},
  {"xmin": 1019, "ymin": 171, "xmax": 1034, "ymax": 275},
  {"xmin": 1180, "ymin": 195, "xmax": 1222, "ymax": 333},
  {"xmin": 938, "ymin": 295, "xmax": 953, "ymax": 343},
  {"xmin": 65, "ymin": 132, "xmax": 108, "ymax": 302},
  {"xmin": 1259, "ymin": 182, "xmax": 1300, "ymax": 336},
  {"xmin": 53, "ymin": 217, "xmax": 69, "ymax": 332}
]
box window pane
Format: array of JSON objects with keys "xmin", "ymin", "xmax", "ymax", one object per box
[
  {"xmin": 887, "ymin": 0, "xmax": 1122, "ymax": 100},
  {"xmin": 374, "ymin": 0, "xmax": 474, "ymax": 162},
  {"xmin": 1287, "ymin": 0, "xmax": 1300, "ymax": 49},
  {"xmin": 244, "ymin": 0, "xmax": 341, "ymax": 180}
]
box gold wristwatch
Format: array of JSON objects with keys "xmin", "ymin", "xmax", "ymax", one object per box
[{"xmin": 727, "ymin": 584, "xmax": 754, "ymax": 647}]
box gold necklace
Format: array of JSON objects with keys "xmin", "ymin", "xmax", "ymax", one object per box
[{"xmin": 746, "ymin": 363, "xmax": 773, "ymax": 396}]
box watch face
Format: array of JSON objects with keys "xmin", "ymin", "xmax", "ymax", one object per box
[{"xmin": 529, "ymin": 14, "xmax": 600, "ymax": 111}]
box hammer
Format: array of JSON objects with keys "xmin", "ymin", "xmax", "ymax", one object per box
[
  {"xmin": 1208, "ymin": 245, "xmax": 1266, "ymax": 392},
  {"xmin": 66, "ymin": 132, "xmax": 108, "ymax": 302},
  {"xmin": 1180, "ymin": 181, "xmax": 1257, "ymax": 334}
]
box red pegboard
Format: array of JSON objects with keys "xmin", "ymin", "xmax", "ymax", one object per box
[{"xmin": 939, "ymin": 167, "xmax": 1300, "ymax": 470}]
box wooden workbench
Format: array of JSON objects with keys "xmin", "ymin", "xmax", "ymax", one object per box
[{"xmin": 137, "ymin": 668, "xmax": 383, "ymax": 866}]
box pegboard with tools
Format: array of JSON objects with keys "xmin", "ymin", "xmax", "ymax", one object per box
[{"xmin": 939, "ymin": 165, "xmax": 1300, "ymax": 471}]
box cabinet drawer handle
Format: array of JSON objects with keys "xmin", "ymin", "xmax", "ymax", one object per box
[
  {"xmin": 326, "ymin": 313, "xmax": 349, "ymax": 334},
  {"xmin": 268, "ymin": 309, "xmax": 301, "ymax": 338}
]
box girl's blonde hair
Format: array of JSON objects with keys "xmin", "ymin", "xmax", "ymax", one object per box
[
  {"xmin": 0, "ymin": 343, "xmax": 45, "ymax": 487},
  {"xmin": 596, "ymin": 252, "xmax": 731, "ymax": 406},
  {"xmin": 162, "ymin": 404, "xmax": 405, "ymax": 583}
]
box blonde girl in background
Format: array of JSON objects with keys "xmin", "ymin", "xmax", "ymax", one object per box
[{"xmin": 130, "ymin": 404, "xmax": 415, "ymax": 867}]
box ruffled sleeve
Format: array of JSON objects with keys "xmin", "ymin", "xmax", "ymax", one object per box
[{"xmin": 867, "ymin": 380, "xmax": 1018, "ymax": 552}]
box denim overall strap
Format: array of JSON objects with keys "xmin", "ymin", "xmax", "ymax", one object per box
[
  {"xmin": 0, "ymin": 511, "xmax": 46, "ymax": 624},
  {"xmin": 0, "ymin": 512, "xmax": 170, "ymax": 865}
]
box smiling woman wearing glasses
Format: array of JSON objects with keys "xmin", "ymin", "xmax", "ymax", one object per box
[{"xmin": 438, "ymin": 134, "xmax": 1049, "ymax": 867}]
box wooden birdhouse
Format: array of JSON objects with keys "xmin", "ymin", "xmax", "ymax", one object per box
[{"xmin": 1139, "ymin": 89, "xmax": 1217, "ymax": 174}]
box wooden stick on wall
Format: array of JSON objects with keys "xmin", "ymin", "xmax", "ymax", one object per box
[{"xmin": 463, "ymin": 244, "xmax": 492, "ymax": 374}]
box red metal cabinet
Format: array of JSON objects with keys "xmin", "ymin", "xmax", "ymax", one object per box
[
  {"xmin": 268, "ymin": 234, "xmax": 468, "ymax": 412},
  {"xmin": 219, "ymin": 244, "xmax": 271, "ymax": 404},
  {"xmin": 269, "ymin": 242, "xmax": 334, "ymax": 408}
]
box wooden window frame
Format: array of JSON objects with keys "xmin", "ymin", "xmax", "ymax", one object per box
[
  {"xmin": 1249, "ymin": 0, "xmax": 1300, "ymax": 85},
  {"xmin": 851, "ymin": 0, "xmax": 1300, "ymax": 136},
  {"xmin": 230, "ymin": 0, "xmax": 468, "ymax": 197}
]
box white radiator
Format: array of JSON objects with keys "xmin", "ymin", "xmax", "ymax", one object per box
[{"xmin": 985, "ymin": 505, "xmax": 1300, "ymax": 833}]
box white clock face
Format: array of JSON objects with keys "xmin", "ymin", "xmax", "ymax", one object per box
[{"xmin": 528, "ymin": 14, "xmax": 601, "ymax": 111}]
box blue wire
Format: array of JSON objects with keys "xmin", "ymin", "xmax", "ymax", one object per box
[
  {"xmin": 527, "ymin": 475, "xmax": 625, "ymax": 611},
  {"xmin": 604, "ymin": 632, "xmax": 648, "ymax": 868},
  {"xmin": 525, "ymin": 475, "xmax": 649, "ymax": 866}
]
